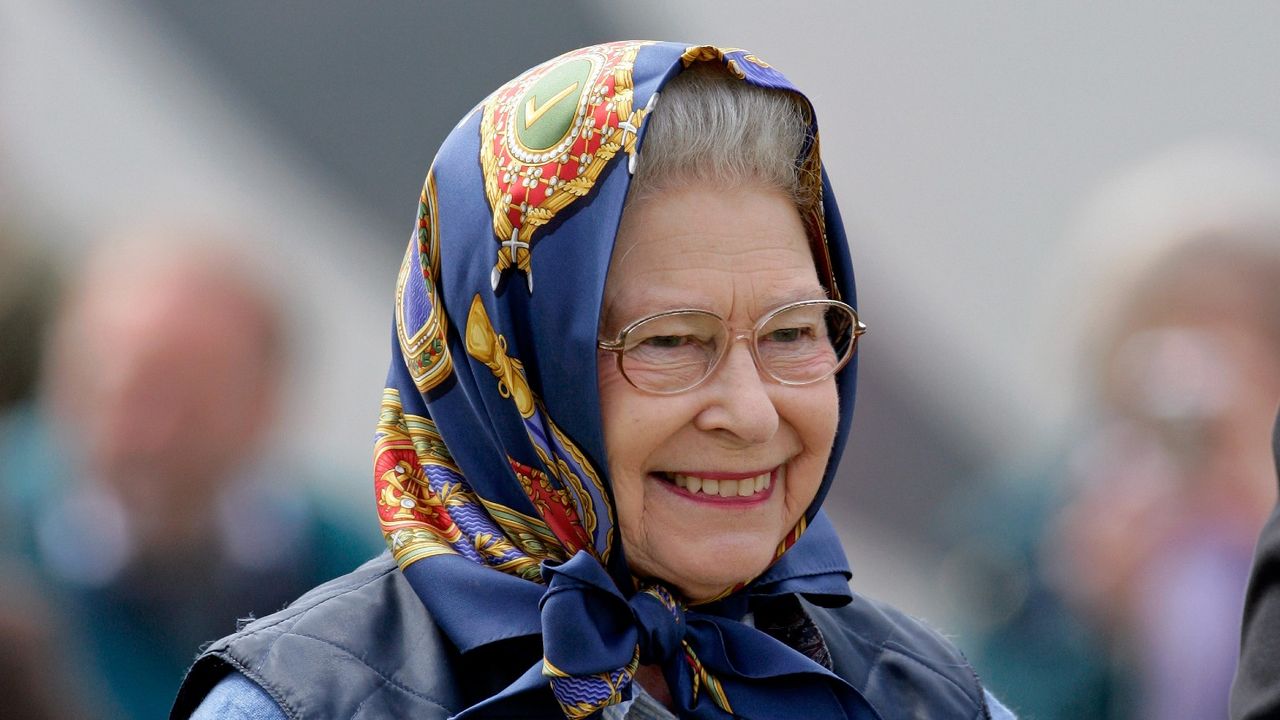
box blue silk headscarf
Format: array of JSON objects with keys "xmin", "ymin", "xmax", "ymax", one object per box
[{"xmin": 375, "ymin": 41, "xmax": 873, "ymax": 718}]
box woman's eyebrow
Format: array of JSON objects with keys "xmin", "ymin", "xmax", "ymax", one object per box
[
  {"xmin": 600, "ymin": 288, "xmax": 714, "ymax": 331},
  {"xmin": 602, "ymin": 283, "xmax": 830, "ymax": 328},
  {"xmin": 758, "ymin": 283, "xmax": 830, "ymax": 308}
]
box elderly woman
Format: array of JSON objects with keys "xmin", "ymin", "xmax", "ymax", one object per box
[{"xmin": 175, "ymin": 42, "xmax": 1014, "ymax": 719}]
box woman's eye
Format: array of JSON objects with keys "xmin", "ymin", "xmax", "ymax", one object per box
[
  {"xmin": 763, "ymin": 327, "xmax": 809, "ymax": 343},
  {"xmin": 639, "ymin": 335, "xmax": 690, "ymax": 349}
]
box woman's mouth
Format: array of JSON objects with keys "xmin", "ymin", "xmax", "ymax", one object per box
[{"xmin": 652, "ymin": 467, "xmax": 780, "ymax": 502}]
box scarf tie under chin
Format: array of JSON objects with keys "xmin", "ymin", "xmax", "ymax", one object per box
[{"xmin": 538, "ymin": 551, "xmax": 878, "ymax": 719}]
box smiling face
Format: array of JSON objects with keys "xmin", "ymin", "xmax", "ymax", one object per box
[{"xmin": 598, "ymin": 184, "xmax": 840, "ymax": 602}]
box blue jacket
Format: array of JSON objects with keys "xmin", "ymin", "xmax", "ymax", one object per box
[{"xmin": 174, "ymin": 554, "xmax": 1013, "ymax": 719}]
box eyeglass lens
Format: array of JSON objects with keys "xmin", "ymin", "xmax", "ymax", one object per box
[{"xmin": 619, "ymin": 302, "xmax": 856, "ymax": 393}]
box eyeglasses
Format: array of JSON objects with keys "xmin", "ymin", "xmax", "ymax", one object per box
[{"xmin": 598, "ymin": 299, "xmax": 866, "ymax": 395}]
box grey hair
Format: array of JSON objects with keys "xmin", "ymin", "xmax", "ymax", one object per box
[{"xmin": 627, "ymin": 62, "xmax": 814, "ymax": 208}]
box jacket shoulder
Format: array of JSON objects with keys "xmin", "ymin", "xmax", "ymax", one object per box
[
  {"xmin": 806, "ymin": 594, "xmax": 991, "ymax": 719},
  {"xmin": 172, "ymin": 554, "xmax": 463, "ymax": 720}
]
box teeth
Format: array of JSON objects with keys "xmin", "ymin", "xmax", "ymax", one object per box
[{"xmin": 666, "ymin": 471, "xmax": 775, "ymax": 499}]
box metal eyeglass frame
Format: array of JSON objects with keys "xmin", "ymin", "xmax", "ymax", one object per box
[{"xmin": 597, "ymin": 298, "xmax": 867, "ymax": 395}]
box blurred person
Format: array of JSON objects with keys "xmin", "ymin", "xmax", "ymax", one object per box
[
  {"xmin": 3, "ymin": 226, "xmax": 378, "ymax": 719},
  {"xmin": 1230, "ymin": 410, "xmax": 1280, "ymax": 719},
  {"xmin": 1049, "ymin": 233, "xmax": 1280, "ymax": 720},
  {"xmin": 0, "ymin": 224, "xmax": 86, "ymax": 720},
  {"xmin": 949, "ymin": 144, "xmax": 1280, "ymax": 720}
]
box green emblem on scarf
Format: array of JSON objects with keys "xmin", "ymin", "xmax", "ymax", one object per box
[{"xmin": 515, "ymin": 58, "xmax": 591, "ymax": 152}]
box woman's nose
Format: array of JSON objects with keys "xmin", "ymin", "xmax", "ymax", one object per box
[{"xmin": 692, "ymin": 339, "xmax": 780, "ymax": 444}]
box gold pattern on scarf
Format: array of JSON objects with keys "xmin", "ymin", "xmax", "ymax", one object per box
[
  {"xmin": 479, "ymin": 495, "xmax": 569, "ymax": 564},
  {"xmin": 374, "ymin": 388, "xmax": 543, "ymax": 580},
  {"xmin": 375, "ymin": 390, "xmax": 465, "ymax": 568},
  {"xmin": 544, "ymin": 646, "xmax": 640, "ymax": 719},
  {"xmin": 464, "ymin": 295, "xmax": 535, "ymax": 418},
  {"xmin": 397, "ymin": 168, "xmax": 454, "ymax": 393},
  {"xmin": 679, "ymin": 44, "xmax": 750, "ymax": 78},
  {"xmin": 683, "ymin": 640, "xmax": 734, "ymax": 714},
  {"xmin": 479, "ymin": 41, "xmax": 651, "ymax": 293},
  {"xmin": 463, "ymin": 293, "xmax": 613, "ymax": 563}
]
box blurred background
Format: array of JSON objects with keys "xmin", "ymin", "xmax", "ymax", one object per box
[{"xmin": 3, "ymin": 2, "xmax": 1279, "ymax": 718}]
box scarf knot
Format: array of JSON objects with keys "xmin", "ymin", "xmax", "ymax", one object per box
[
  {"xmin": 522, "ymin": 523, "xmax": 870, "ymax": 719},
  {"xmin": 633, "ymin": 585, "xmax": 685, "ymax": 664}
]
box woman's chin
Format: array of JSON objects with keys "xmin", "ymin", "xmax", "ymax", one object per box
[{"xmin": 639, "ymin": 537, "xmax": 778, "ymax": 602}]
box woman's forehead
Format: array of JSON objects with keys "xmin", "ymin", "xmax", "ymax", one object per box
[{"xmin": 602, "ymin": 185, "xmax": 824, "ymax": 320}]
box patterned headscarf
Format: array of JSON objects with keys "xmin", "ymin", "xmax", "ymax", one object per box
[{"xmin": 375, "ymin": 41, "xmax": 871, "ymax": 718}]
